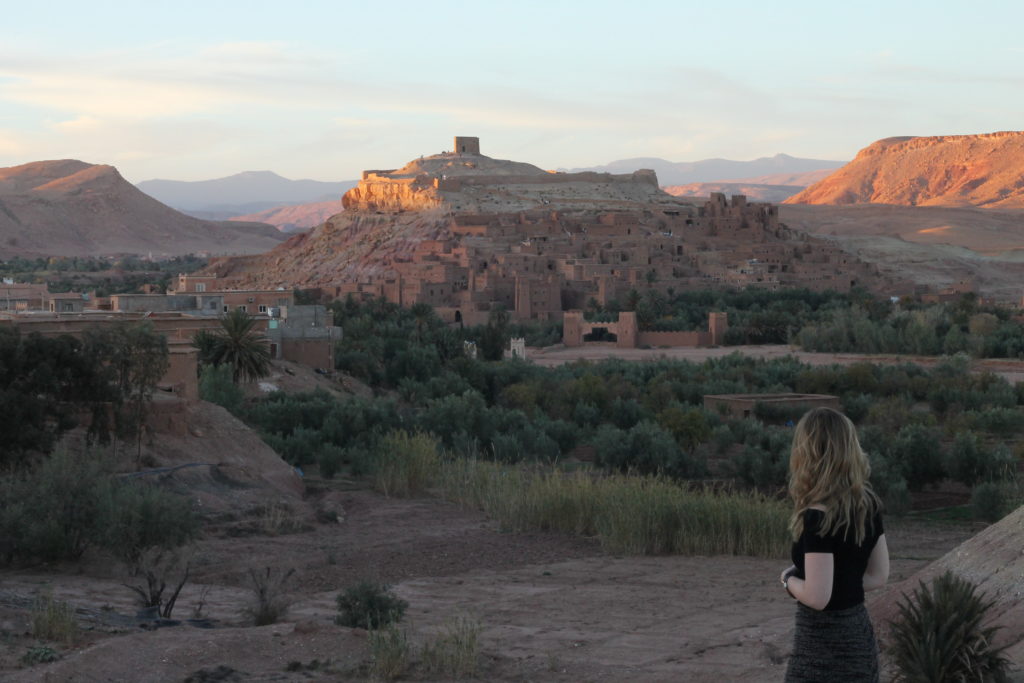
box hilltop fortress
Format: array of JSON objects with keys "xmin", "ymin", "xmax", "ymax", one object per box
[{"xmin": 207, "ymin": 137, "xmax": 888, "ymax": 331}]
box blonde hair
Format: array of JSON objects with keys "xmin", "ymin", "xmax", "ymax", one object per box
[{"xmin": 788, "ymin": 407, "xmax": 881, "ymax": 544}]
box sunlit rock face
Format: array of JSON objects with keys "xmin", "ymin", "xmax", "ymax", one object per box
[
  {"xmin": 786, "ymin": 131, "xmax": 1024, "ymax": 208},
  {"xmin": 342, "ymin": 137, "xmax": 672, "ymax": 214}
]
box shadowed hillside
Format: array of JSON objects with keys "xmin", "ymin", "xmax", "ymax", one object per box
[{"xmin": 0, "ymin": 160, "xmax": 286, "ymax": 257}]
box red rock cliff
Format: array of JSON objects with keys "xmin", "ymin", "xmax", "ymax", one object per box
[{"xmin": 785, "ymin": 131, "xmax": 1024, "ymax": 208}]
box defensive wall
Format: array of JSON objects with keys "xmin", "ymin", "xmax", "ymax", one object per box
[{"xmin": 563, "ymin": 311, "xmax": 727, "ymax": 348}]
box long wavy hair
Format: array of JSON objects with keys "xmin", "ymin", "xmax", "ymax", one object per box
[{"xmin": 788, "ymin": 407, "xmax": 881, "ymax": 544}]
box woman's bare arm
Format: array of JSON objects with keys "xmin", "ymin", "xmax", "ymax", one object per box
[
  {"xmin": 786, "ymin": 552, "xmax": 833, "ymax": 611},
  {"xmin": 862, "ymin": 534, "xmax": 889, "ymax": 591}
]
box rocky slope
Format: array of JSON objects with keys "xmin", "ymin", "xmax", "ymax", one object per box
[
  {"xmin": 869, "ymin": 504, "xmax": 1024, "ymax": 666},
  {"xmin": 0, "ymin": 160, "xmax": 286, "ymax": 257},
  {"xmin": 786, "ymin": 131, "xmax": 1024, "ymax": 207}
]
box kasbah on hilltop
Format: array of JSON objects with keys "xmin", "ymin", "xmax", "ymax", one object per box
[{"xmin": 204, "ymin": 136, "xmax": 902, "ymax": 348}]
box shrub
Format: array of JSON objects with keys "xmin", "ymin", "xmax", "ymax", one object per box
[
  {"xmin": 30, "ymin": 593, "xmax": 79, "ymax": 644},
  {"xmin": 21, "ymin": 645, "xmax": 60, "ymax": 665},
  {"xmin": 97, "ymin": 480, "xmax": 199, "ymax": 568},
  {"xmin": 335, "ymin": 581, "xmax": 408, "ymax": 630},
  {"xmin": 244, "ymin": 567, "xmax": 295, "ymax": 626},
  {"xmin": 730, "ymin": 445, "xmax": 788, "ymax": 490},
  {"xmin": 420, "ymin": 616, "xmax": 482, "ymax": 678},
  {"xmin": 867, "ymin": 452, "xmax": 911, "ymax": 517},
  {"xmin": 889, "ymin": 571, "xmax": 1010, "ymax": 682},
  {"xmin": 0, "ymin": 450, "xmax": 111, "ymax": 562},
  {"xmin": 946, "ymin": 432, "xmax": 1015, "ymax": 487},
  {"xmin": 317, "ymin": 443, "xmax": 345, "ymax": 480},
  {"xmin": 124, "ymin": 549, "xmax": 191, "ymax": 619},
  {"xmin": 198, "ymin": 363, "xmax": 244, "ymax": 414},
  {"xmin": 368, "ymin": 623, "xmax": 410, "ymax": 681},
  {"xmin": 971, "ymin": 482, "xmax": 1012, "ymax": 523},
  {"xmin": 890, "ymin": 424, "xmax": 945, "ymax": 491},
  {"xmin": 369, "ymin": 430, "xmax": 441, "ymax": 497}
]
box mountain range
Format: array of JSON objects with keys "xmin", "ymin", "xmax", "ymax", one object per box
[
  {"xmin": 0, "ymin": 160, "xmax": 286, "ymax": 257},
  {"xmin": 135, "ymin": 170, "xmax": 357, "ymax": 216},
  {"xmin": 565, "ymin": 153, "xmax": 846, "ymax": 186}
]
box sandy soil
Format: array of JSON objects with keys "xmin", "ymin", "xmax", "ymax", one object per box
[
  {"xmin": 529, "ymin": 343, "xmax": 1024, "ymax": 385},
  {"xmin": 0, "ymin": 485, "xmax": 986, "ymax": 682}
]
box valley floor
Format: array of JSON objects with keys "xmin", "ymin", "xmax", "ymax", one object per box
[{"xmin": 0, "ymin": 487, "xmax": 981, "ymax": 682}]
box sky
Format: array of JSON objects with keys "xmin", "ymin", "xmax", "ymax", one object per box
[{"xmin": 2, "ymin": 0, "xmax": 1023, "ymax": 182}]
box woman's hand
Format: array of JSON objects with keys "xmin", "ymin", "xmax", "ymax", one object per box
[{"xmin": 780, "ymin": 565, "xmax": 797, "ymax": 585}]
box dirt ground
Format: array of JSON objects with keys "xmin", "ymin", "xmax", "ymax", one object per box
[
  {"xmin": 0, "ymin": 485, "xmax": 990, "ymax": 682},
  {"xmin": 529, "ymin": 343, "xmax": 1024, "ymax": 385}
]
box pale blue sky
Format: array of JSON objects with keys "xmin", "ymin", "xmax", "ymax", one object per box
[{"xmin": 2, "ymin": 0, "xmax": 1022, "ymax": 181}]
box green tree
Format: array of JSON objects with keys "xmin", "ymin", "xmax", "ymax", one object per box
[{"xmin": 199, "ymin": 309, "xmax": 272, "ymax": 383}]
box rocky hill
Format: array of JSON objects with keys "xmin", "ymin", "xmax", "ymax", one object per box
[
  {"xmin": 203, "ymin": 140, "xmax": 890, "ymax": 305},
  {"xmin": 0, "ymin": 160, "xmax": 286, "ymax": 257},
  {"xmin": 786, "ymin": 131, "xmax": 1024, "ymax": 207},
  {"xmin": 230, "ymin": 200, "xmax": 343, "ymax": 233}
]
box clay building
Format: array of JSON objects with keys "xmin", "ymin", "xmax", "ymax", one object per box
[
  {"xmin": 0, "ymin": 311, "xmax": 223, "ymax": 404},
  {"xmin": 0, "ymin": 282, "xmax": 49, "ymax": 311},
  {"xmin": 265, "ymin": 304, "xmax": 342, "ymax": 369}
]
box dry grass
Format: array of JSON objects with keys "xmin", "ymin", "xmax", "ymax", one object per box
[
  {"xmin": 370, "ymin": 430, "xmax": 440, "ymax": 497},
  {"xmin": 435, "ymin": 457, "xmax": 790, "ymax": 558},
  {"xmin": 368, "ymin": 624, "xmax": 410, "ymax": 681},
  {"xmin": 420, "ymin": 615, "xmax": 482, "ymax": 678},
  {"xmin": 30, "ymin": 593, "xmax": 79, "ymax": 645}
]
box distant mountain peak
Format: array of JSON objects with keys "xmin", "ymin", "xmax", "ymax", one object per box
[{"xmin": 565, "ymin": 153, "xmax": 846, "ymax": 186}]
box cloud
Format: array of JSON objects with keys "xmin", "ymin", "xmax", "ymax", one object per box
[{"xmin": 0, "ymin": 129, "xmax": 27, "ymax": 155}]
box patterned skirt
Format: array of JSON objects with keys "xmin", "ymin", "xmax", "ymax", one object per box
[{"xmin": 784, "ymin": 602, "xmax": 879, "ymax": 683}]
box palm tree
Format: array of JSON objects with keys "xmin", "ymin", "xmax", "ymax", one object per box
[{"xmin": 198, "ymin": 309, "xmax": 271, "ymax": 383}]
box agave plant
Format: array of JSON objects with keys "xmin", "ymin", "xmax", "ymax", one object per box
[{"xmin": 889, "ymin": 571, "xmax": 1010, "ymax": 682}]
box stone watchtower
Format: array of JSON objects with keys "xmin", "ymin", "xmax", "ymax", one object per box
[{"xmin": 454, "ymin": 136, "xmax": 480, "ymax": 155}]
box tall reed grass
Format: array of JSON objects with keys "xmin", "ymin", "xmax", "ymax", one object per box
[
  {"xmin": 366, "ymin": 429, "xmax": 789, "ymax": 557},
  {"xmin": 434, "ymin": 457, "xmax": 789, "ymax": 557}
]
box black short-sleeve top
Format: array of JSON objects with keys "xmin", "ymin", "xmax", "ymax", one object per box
[{"xmin": 790, "ymin": 508, "xmax": 884, "ymax": 611}]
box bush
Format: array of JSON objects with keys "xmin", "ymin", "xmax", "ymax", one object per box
[
  {"xmin": 335, "ymin": 581, "xmax": 408, "ymax": 630},
  {"xmin": 244, "ymin": 567, "xmax": 294, "ymax": 626},
  {"xmin": 890, "ymin": 424, "xmax": 945, "ymax": 491},
  {"xmin": 971, "ymin": 482, "xmax": 1012, "ymax": 523},
  {"xmin": 946, "ymin": 432, "xmax": 1015, "ymax": 487},
  {"xmin": 97, "ymin": 481, "xmax": 198, "ymax": 568},
  {"xmin": 317, "ymin": 443, "xmax": 345, "ymax": 480},
  {"xmin": 198, "ymin": 363, "xmax": 244, "ymax": 414},
  {"xmin": 889, "ymin": 571, "xmax": 1010, "ymax": 682},
  {"xmin": 0, "ymin": 450, "xmax": 110, "ymax": 561},
  {"xmin": 730, "ymin": 445, "xmax": 788, "ymax": 490}
]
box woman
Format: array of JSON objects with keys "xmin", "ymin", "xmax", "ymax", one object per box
[{"xmin": 779, "ymin": 407, "xmax": 890, "ymax": 682}]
